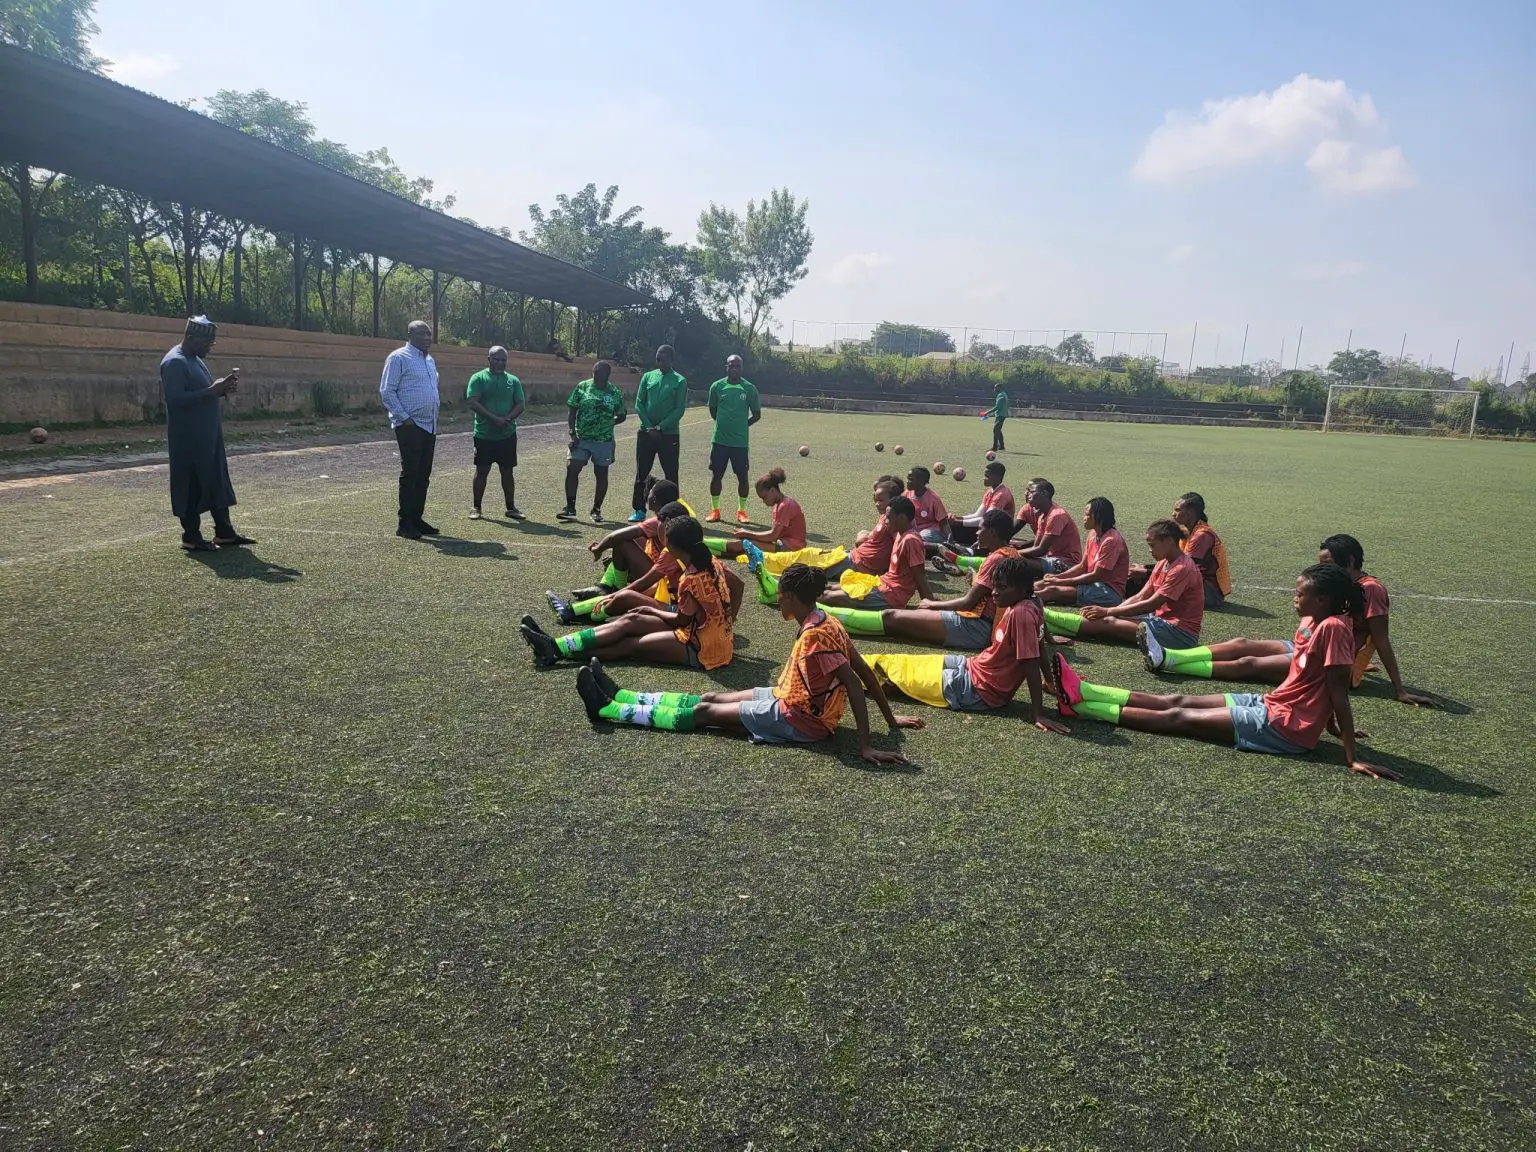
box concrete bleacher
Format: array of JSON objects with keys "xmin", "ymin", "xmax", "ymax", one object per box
[{"xmin": 0, "ymin": 302, "xmax": 608, "ymax": 426}]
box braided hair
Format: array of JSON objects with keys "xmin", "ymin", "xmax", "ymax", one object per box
[
  {"xmin": 1087, "ymin": 496, "xmax": 1116, "ymax": 531},
  {"xmin": 1300, "ymin": 562, "xmax": 1362, "ymax": 618},
  {"xmin": 777, "ymin": 563, "xmax": 828, "ymax": 608}
]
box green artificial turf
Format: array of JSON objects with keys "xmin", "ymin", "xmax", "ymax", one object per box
[{"xmin": 2, "ymin": 412, "xmax": 1532, "ymax": 1150}]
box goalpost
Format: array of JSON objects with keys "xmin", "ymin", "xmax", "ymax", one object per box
[{"xmin": 1322, "ymin": 383, "xmax": 1480, "ymax": 439}]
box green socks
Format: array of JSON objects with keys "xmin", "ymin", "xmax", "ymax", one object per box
[
  {"xmin": 956, "ymin": 555, "xmax": 983, "ymax": 572},
  {"xmin": 819, "ymin": 603, "xmax": 886, "ymax": 636},
  {"xmin": 571, "ymin": 596, "xmax": 608, "ymax": 622},
  {"xmin": 556, "ymin": 628, "xmax": 597, "ymax": 657},
  {"xmin": 704, "ymin": 537, "xmax": 729, "ymax": 556},
  {"xmin": 615, "ymin": 689, "xmax": 702, "ymax": 709},
  {"xmin": 757, "ymin": 569, "xmax": 780, "ymax": 605},
  {"xmin": 1043, "ymin": 607, "xmax": 1083, "ymax": 636},
  {"xmin": 711, "ymin": 494, "xmax": 722, "ymax": 512},
  {"xmin": 1074, "ymin": 700, "xmax": 1123, "ymax": 724},
  {"xmin": 1162, "ymin": 645, "xmax": 1214, "ymax": 678},
  {"xmin": 597, "ymin": 700, "xmax": 698, "ymax": 731},
  {"xmin": 600, "ymin": 563, "xmax": 626, "ymax": 590},
  {"xmin": 738, "ymin": 496, "xmax": 749, "ymax": 514}
]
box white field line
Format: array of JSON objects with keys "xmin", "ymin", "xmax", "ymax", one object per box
[
  {"xmin": 0, "ymin": 416, "xmax": 713, "ymax": 567},
  {"xmin": 1244, "ymin": 585, "xmax": 1536, "ymax": 608}
]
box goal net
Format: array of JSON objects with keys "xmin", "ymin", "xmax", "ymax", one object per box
[{"xmin": 1322, "ymin": 384, "xmax": 1480, "ymax": 438}]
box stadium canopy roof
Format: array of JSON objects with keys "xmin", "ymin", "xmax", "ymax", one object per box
[{"xmin": 0, "ymin": 44, "xmax": 650, "ymax": 311}]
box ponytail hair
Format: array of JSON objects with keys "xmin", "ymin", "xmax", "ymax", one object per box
[
  {"xmin": 1177, "ymin": 492, "xmax": 1209, "ymax": 523},
  {"xmin": 1300, "ymin": 562, "xmax": 1361, "ymax": 618},
  {"xmin": 756, "ymin": 466, "xmax": 787, "ymax": 493},
  {"xmin": 1318, "ymin": 533, "xmax": 1365, "ymax": 570},
  {"xmin": 777, "ymin": 563, "xmax": 827, "ymax": 607},
  {"xmin": 1087, "ymin": 496, "xmax": 1116, "ymax": 532},
  {"xmin": 665, "ymin": 515, "xmax": 713, "ymax": 571},
  {"xmin": 1147, "ymin": 518, "xmax": 1183, "ymax": 542}
]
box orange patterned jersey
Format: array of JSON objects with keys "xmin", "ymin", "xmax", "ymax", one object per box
[
  {"xmin": 672, "ymin": 559, "xmax": 735, "ymax": 669},
  {"xmin": 1183, "ymin": 523, "xmax": 1232, "ymax": 596},
  {"xmin": 773, "ymin": 610, "xmax": 855, "ymax": 737}
]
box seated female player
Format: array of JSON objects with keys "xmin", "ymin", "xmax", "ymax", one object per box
[
  {"xmin": 904, "ymin": 465, "xmax": 950, "ymax": 546},
  {"xmin": 547, "ymin": 501, "xmax": 690, "ymax": 624},
  {"xmin": 817, "ymin": 509, "xmax": 1020, "ymax": 644},
  {"xmin": 1041, "ymin": 518, "xmax": 1203, "ymax": 649},
  {"xmin": 862, "ymin": 555, "xmax": 1067, "ymax": 734},
  {"xmin": 707, "ymin": 466, "xmax": 807, "ymax": 559},
  {"xmin": 574, "ymin": 564, "xmax": 923, "ymax": 765},
  {"xmin": 843, "ymin": 475, "xmax": 905, "ymax": 576},
  {"xmin": 521, "ymin": 516, "xmax": 743, "ymax": 671},
  {"xmin": 564, "ymin": 479, "xmax": 679, "ymax": 601},
  {"xmin": 948, "ymin": 460, "xmax": 1015, "ymax": 551},
  {"xmin": 1035, "ymin": 497, "xmax": 1129, "ymax": 608},
  {"xmin": 1124, "ymin": 492, "xmax": 1231, "ymax": 603},
  {"xmin": 1141, "ymin": 533, "xmax": 1436, "ymax": 707},
  {"xmin": 1054, "ymin": 563, "xmax": 1398, "ymax": 779},
  {"xmin": 816, "ymin": 495, "xmax": 934, "ymax": 612},
  {"xmin": 1011, "ymin": 478, "xmax": 1082, "ymax": 574}
]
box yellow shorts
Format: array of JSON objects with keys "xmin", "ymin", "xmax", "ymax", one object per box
[
  {"xmin": 865, "ymin": 653, "xmax": 950, "ymax": 710},
  {"xmin": 838, "ymin": 569, "xmax": 881, "ymax": 600}
]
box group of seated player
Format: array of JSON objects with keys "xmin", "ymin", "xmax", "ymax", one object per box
[{"xmin": 519, "ymin": 461, "xmax": 1433, "ymax": 777}]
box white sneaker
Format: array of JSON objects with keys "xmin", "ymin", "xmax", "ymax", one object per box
[{"xmin": 1137, "ymin": 622, "xmax": 1165, "ymax": 671}]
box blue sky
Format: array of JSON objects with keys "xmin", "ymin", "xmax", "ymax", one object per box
[{"xmin": 96, "ymin": 0, "xmax": 1533, "ymax": 377}]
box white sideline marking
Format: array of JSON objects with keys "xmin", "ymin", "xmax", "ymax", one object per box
[{"xmin": 1245, "ymin": 584, "xmax": 1536, "ymax": 608}]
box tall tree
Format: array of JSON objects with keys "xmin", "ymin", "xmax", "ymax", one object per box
[
  {"xmin": 1, "ymin": 0, "xmax": 105, "ymax": 298},
  {"xmin": 1327, "ymin": 348, "xmax": 1386, "ymax": 383},
  {"xmin": 697, "ymin": 188, "xmax": 812, "ymax": 351},
  {"xmin": 874, "ymin": 321, "xmax": 955, "ymax": 356},
  {"xmin": 1054, "ymin": 332, "xmax": 1096, "ymax": 366}
]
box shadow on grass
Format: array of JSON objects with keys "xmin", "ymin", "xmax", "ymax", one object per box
[
  {"xmin": 423, "ymin": 537, "xmax": 515, "ymax": 561},
  {"xmin": 186, "ymin": 548, "xmax": 301, "ymax": 583},
  {"xmin": 1346, "ymin": 749, "xmax": 1499, "ymax": 796},
  {"xmin": 804, "ymin": 532, "xmax": 834, "ymax": 544},
  {"xmin": 1214, "ymin": 601, "xmax": 1276, "ymax": 620},
  {"xmin": 581, "ymin": 720, "xmax": 924, "ymax": 773},
  {"xmin": 505, "ymin": 520, "xmax": 580, "ymax": 539},
  {"xmin": 1354, "ymin": 679, "xmax": 1473, "ymax": 715}
]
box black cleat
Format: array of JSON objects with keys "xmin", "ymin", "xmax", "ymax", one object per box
[
  {"xmin": 520, "ymin": 613, "xmax": 548, "ymax": 636},
  {"xmin": 416, "ymin": 519, "xmax": 440, "ymax": 536},
  {"xmin": 587, "ymin": 658, "xmax": 619, "ymax": 700},
  {"xmin": 570, "ymin": 586, "xmax": 606, "ymax": 602},
  {"xmin": 576, "ymin": 667, "xmax": 611, "ymax": 723},
  {"xmin": 520, "ymin": 624, "xmax": 559, "ymax": 669},
  {"xmin": 546, "ymin": 590, "xmax": 577, "ymax": 625},
  {"xmin": 396, "ymin": 522, "xmax": 423, "ymax": 540}
]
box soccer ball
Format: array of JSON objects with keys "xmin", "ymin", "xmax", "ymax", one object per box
[
  {"xmin": 894, "ymin": 445, "xmax": 905, "ymax": 455},
  {"xmin": 953, "ymin": 467, "xmax": 967, "ymax": 481},
  {"xmin": 985, "ymin": 450, "xmax": 996, "ymax": 461},
  {"xmin": 29, "ymin": 427, "xmax": 48, "ymax": 444},
  {"xmin": 799, "ymin": 445, "xmax": 810, "ymax": 456},
  {"xmin": 874, "ymin": 442, "xmax": 884, "ymax": 452},
  {"xmin": 933, "ymin": 461, "xmax": 946, "ymax": 474}
]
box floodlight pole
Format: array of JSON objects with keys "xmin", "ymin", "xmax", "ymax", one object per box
[
  {"xmin": 1449, "ymin": 338, "xmax": 1460, "ymax": 376},
  {"xmin": 1238, "ymin": 323, "xmax": 1248, "ymax": 368}
]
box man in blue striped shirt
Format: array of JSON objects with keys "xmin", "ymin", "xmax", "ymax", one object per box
[{"xmin": 380, "ymin": 320, "xmax": 441, "ymax": 539}]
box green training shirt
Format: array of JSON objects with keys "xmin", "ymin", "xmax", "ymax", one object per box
[
  {"xmin": 567, "ymin": 377, "xmax": 627, "ymax": 443},
  {"xmin": 708, "ymin": 377, "xmax": 761, "ymax": 447},
  {"xmin": 636, "ymin": 369, "xmax": 688, "ymax": 433},
  {"xmin": 992, "ymin": 390, "xmax": 1010, "ymax": 420},
  {"xmin": 465, "ymin": 369, "xmax": 524, "ymax": 440}
]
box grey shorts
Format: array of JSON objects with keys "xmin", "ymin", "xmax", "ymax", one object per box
[
  {"xmin": 1134, "ymin": 614, "xmax": 1198, "ymax": 650},
  {"xmin": 1041, "ymin": 556, "xmax": 1070, "ymax": 574},
  {"xmin": 569, "ymin": 438, "xmax": 616, "ymax": 467},
  {"xmin": 1226, "ymin": 692, "xmax": 1309, "ymax": 756},
  {"xmin": 854, "ymin": 589, "xmax": 893, "ymax": 609},
  {"xmin": 940, "ymin": 654, "xmax": 989, "ymax": 711},
  {"xmin": 939, "ymin": 611, "xmax": 993, "ymax": 650},
  {"xmin": 740, "ymin": 686, "xmax": 821, "ymax": 744},
  {"xmin": 1076, "ymin": 582, "xmax": 1122, "ymax": 608},
  {"xmin": 919, "ymin": 527, "xmax": 947, "ymax": 545},
  {"xmin": 822, "ymin": 559, "xmax": 852, "ymax": 581},
  {"xmin": 1204, "ymin": 583, "xmax": 1226, "ymax": 609}
]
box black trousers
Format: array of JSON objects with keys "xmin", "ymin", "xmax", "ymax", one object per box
[
  {"xmin": 632, "ymin": 430, "xmax": 681, "ymax": 509},
  {"xmin": 395, "ymin": 423, "xmax": 436, "ymax": 525},
  {"xmin": 992, "ymin": 419, "xmax": 1006, "ymax": 452},
  {"xmin": 178, "ymin": 473, "xmax": 234, "ymax": 540}
]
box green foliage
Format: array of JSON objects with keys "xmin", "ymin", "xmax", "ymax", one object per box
[
  {"xmin": 310, "ymin": 379, "xmax": 345, "ymax": 417},
  {"xmin": 0, "ymin": 0, "xmax": 103, "ymax": 68},
  {"xmin": 1055, "ymin": 331, "xmax": 1096, "ymax": 366},
  {"xmin": 873, "ymin": 321, "xmax": 954, "ymax": 356},
  {"xmin": 1279, "ymin": 370, "xmax": 1330, "ymax": 414},
  {"xmin": 696, "ymin": 188, "xmax": 813, "ymax": 352}
]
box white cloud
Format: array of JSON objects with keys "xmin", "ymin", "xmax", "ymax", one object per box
[
  {"xmin": 105, "ymin": 51, "xmax": 179, "ymax": 86},
  {"xmin": 1305, "ymin": 141, "xmax": 1416, "ymax": 193},
  {"xmin": 1295, "ymin": 260, "xmax": 1368, "ymax": 281},
  {"xmin": 826, "ymin": 251, "xmax": 893, "ymax": 286},
  {"xmin": 1165, "ymin": 243, "xmax": 1195, "ymax": 265},
  {"xmin": 1132, "ymin": 73, "xmax": 1413, "ymax": 194}
]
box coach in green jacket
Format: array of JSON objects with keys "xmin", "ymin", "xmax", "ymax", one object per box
[{"xmin": 627, "ymin": 344, "xmax": 688, "ymax": 521}]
